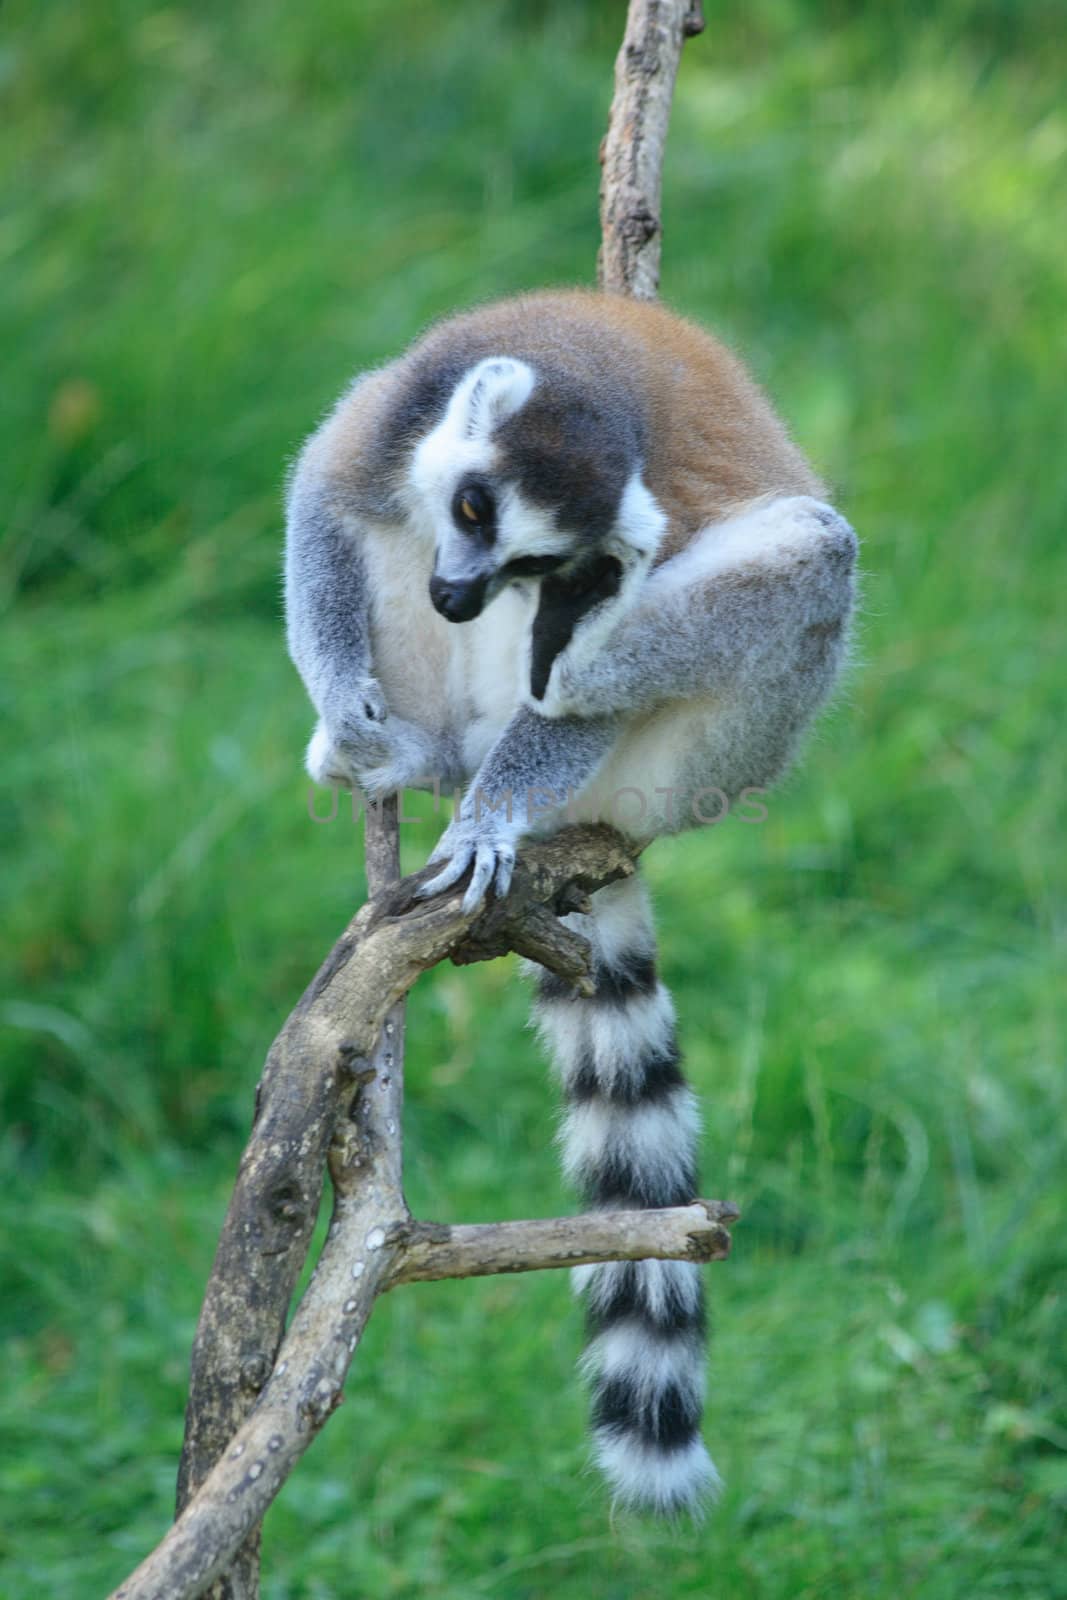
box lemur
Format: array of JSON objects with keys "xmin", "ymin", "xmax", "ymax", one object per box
[{"xmin": 285, "ymin": 289, "xmax": 857, "ymax": 1515}]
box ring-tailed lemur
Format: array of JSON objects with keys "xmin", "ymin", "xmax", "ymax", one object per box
[{"xmin": 285, "ymin": 290, "xmax": 857, "ymax": 1515}]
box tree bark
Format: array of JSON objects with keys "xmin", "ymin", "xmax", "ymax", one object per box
[
  {"xmin": 111, "ymin": 3, "xmax": 713, "ymax": 1595},
  {"xmin": 111, "ymin": 826, "xmax": 736, "ymax": 1600},
  {"xmin": 387, "ymin": 1200, "xmax": 739, "ymax": 1288},
  {"xmin": 173, "ymin": 798, "xmax": 405, "ymax": 1600},
  {"xmin": 598, "ymin": 0, "xmax": 704, "ymax": 297}
]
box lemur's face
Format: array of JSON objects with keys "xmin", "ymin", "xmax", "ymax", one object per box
[
  {"xmin": 428, "ymin": 472, "xmax": 580, "ymax": 623},
  {"xmin": 410, "ymin": 357, "xmax": 576, "ymax": 624}
]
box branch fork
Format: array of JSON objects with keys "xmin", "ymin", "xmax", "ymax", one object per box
[
  {"xmin": 111, "ymin": 3, "xmax": 712, "ymax": 1595},
  {"xmin": 112, "ymin": 815, "xmax": 737, "ymax": 1600}
]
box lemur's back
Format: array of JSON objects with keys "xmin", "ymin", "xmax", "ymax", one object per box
[{"xmin": 309, "ymin": 291, "xmax": 820, "ymax": 558}]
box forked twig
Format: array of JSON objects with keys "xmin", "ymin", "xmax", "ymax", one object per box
[{"xmin": 110, "ymin": 4, "xmax": 713, "ymax": 1596}]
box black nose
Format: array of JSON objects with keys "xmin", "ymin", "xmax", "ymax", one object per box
[{"xmin": 429, "ymin": 572, "xmax": 487, "ymax": 623}]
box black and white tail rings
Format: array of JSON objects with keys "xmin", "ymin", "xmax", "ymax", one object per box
[{"xmin": 532, "ymin": 873, "xmax": 719, "ymax": 1515}]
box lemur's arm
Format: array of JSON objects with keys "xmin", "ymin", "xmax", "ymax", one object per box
[
  {"xmin": 541, "ymin": 498, "xmax": 857, "ymax": 727},
  {"xmin": 285, "ymin": 480, "xmax": 377, "ymax": 721},
  {"xmin": 285, "ymin": 480, "xmax": 453, "ymax": 792}
]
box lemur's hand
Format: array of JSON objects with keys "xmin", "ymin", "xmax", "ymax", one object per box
[
  {"xmin": 305, "ymin": 679, "xmax": 435, "ymax": 796},
  {"xmin": 417, "ymin": 800, "xmax": 520, "ymax": 915}
]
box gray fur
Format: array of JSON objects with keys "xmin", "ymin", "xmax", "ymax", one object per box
[
  {"xmin": 552, "ymin": 507, "xmax": 856, "ymax": 723},
  {"xmin": 284, "ymin": 476, "xmax": 459, "ymax": 793},
  {"xmin": 284, "ymin": 480, "xmax": 374, "ymax": 717},
  {"xmin": 544, "ymin": 499, "xmax": 858, "ymax": 824}
]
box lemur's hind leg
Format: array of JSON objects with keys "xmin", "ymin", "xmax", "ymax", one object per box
[
  {"xmin": 539, "ymin": 496, "xmax": 858, "ymax": 734},
  {"xmin": 530, "ymin": 871, "xmax": 718, "ymax": 1515}
]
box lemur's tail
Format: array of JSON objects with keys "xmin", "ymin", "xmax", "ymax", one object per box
[{"xmin": 532, "ymin": 872, "xmax": 720, "ymax": 1516}]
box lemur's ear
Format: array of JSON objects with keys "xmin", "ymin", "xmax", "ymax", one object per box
[{"xmin": 451, "ymin": 357, "xmax": 535, "ymax": 441}]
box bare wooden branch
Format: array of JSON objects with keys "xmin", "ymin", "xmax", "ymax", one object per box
[
  {"xmin": 173, "ymin": 797, "xmax": 407, "ymax": 1600},
  {"xmin": 112, "ymin": 824, "xmax": 678, "ymax": 1600},
  {"xmin": 173, "ymin": 795, "xmax": 400, "ymax": 1500},
  {"xmin": 113, "ymin": 4, "xmax": 717, "ymax": 1596},
  {"xmin": 387, "ymin": 1200, "xmax": 740, "ymax": 1288},
  {"xmin": 115, "ymin": 1184, "xmax": 738, "ymax": 1600},
  {"xmin": 598, "ymin": 0, "xmax": 703, "ymax": 297}
]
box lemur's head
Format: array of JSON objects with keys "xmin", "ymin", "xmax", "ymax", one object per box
[{"xmin": 407, "ymin": 356, "xmax": 660, "ymax": 623}]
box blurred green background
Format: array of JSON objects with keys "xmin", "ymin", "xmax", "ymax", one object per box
[{"xmin": 2, "ymin": 1, "xmax": 1065, "ymax": 1595}]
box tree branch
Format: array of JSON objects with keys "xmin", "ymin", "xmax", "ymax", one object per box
[
  {"xmin": 598, "ymin": 0, "xmax": 703, "ymax": 298},
  {"xmin": 112, "ymin": 3, "xmax": 715, "ymax": 1596},
  {"xmin": 387, "ymin": 1200, "xmax": 739, "ymax": 1288},
  {"xmin": 115, "ymin": 825, "xmax": 725, "ymax": 1600},
  {"xmin": 172, "ymin": 799, "xmax": 407, "ymax": 1600},
  {"xmin": 115, "ymin": 1181, "xmax": 737, "ymax": 1599}
]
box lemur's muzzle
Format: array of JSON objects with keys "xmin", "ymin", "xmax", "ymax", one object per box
[{"xmin": 429, "ymin": 571, "xmax": 488, "ymax": 623}]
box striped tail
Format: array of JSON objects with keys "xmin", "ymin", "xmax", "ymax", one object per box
[{"xmin": 532, "ymin": 871, "xmax": 720, "ymax": 1516}]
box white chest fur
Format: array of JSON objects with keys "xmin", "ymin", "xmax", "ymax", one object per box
[
  {"xmin": 362, "ymin": 521, "xmax": 531, "ymax": 776},
  {"xmin": 456, "ymin": 582, "xmax": 534, "ymax": 772}
]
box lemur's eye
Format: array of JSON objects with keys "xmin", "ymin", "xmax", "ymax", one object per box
[{"xmin": 452, "ymin": 482, "xmax": 493, "ymax": 534}]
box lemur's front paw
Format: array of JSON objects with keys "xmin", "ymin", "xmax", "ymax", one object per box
[
  {"xmin": 306, "ymin": 715, "xmax": 389, "ymax": 792},
  {"xmin": 306, "ymin": 681, "xmax": 436, "ymax": 796},
  {"xmin": 357, "ymin": 720, "xmax": 438, "ymax": 797},
  {"xmin": 417, "ymin": 810, "xmax": 520, "ymax": 915},
  {"xmin": 306, "ymin": 722, "xmax": 364, "ymax": 788}
]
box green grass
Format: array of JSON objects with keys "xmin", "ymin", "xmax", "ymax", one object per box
[{"xmin": 2, "ymin": 1, "xmax": 1066, "ymax": 1595}]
